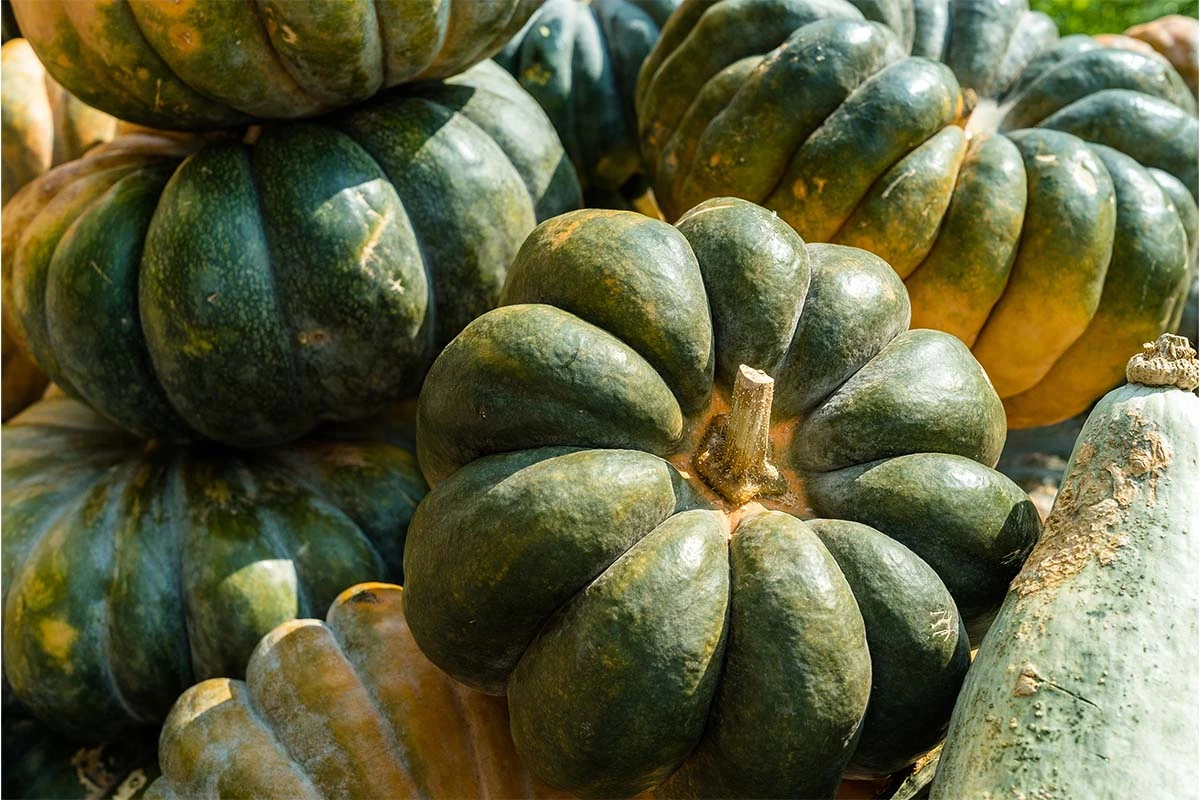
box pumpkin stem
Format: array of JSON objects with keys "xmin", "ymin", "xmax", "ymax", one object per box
[
  {"xmin": 1126, "ymin": 333, "xmax": 1199, "ymax": 390},
  {"xmin": 693, "ymin": 364, "xmax": 788, "ymax": 506}
]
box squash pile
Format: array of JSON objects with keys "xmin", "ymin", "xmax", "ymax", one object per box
[
  {"xmin": 637, "ymin": 0, "xmax": 1197, "ymax": 429},
  {"xmin": 0, "ymin": 2, "xmax": 1195, "ymax": 799}
]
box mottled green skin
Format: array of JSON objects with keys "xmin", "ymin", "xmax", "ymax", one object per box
[
  {"xmin": 1, "ymin": 395, "xmax": 426, "ymax": 740},
  {"xmin": 661, "ymin": 513, "xmax": 871, "ymax": 798},
  {"xmin": 765, "ymin": 57, "xmax": 962, "ymax": 241},
  {"xmin": 635, "ymin": 0, "xmax": 1194, "ymax": 426},
  {"xmin": 1002, "ymin": 146, "xmax": 1190, "ymax": 427},
  {"xmin": 971, "ymin": 129, "xmax": 1117, "ymax": 398},
  {"xmin": 903, "ymin": 133, "xmax": 1026, "ymax": 344},
  {"xmin": 832, "ymin": 125, "xmax": 967, "ymax": 277},
  {"xmin": 1037, "ymin": 88, "xmax": 1200, "ymax": 200},
  {"xmin": 933, "ymin": 381, "xmax": 1199, "ymax": 799},
  {"xmin": 497, "ymin": 0, "xmax": 679, "ymax": 193},
  {"xmin": 807, "ymin": 453, "xmax": 1041, "ymax": 638},
  {"xmin": 809, "ymin": 519, "xmax": 970, "ymax": 778},
  {"xmin": 11, "ymin": 0, "xmax": 537, "ymax": 128},
  {"xmin": 407, "ymin": 198, "xmax": 1038, "ymax": 798},
  {"xmin": 510, "ymin": 510, "xmax": 730, "ymax": 798},
  {"xmin": 4, "ymin": 64, "xmax": 580, "ymax": 447},
  {"xmin": 1002, "ymin": 47, "xmax": 1197, "ymax": 130}
]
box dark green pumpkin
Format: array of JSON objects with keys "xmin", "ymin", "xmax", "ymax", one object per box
[
  {"xmin": 10, "ymin": 0, "xmax": 539, "ymax": 129},
  {"xmin": 1, "ymin": 394, "xmax": 426, "ymax": 741},
  {"xmin": 496, "ymin": 0, "xmax": 679, "ymax": 196},
  {"xmin": 403, "ymin": 198, "xmax": 1040, "ymax": 798},
  {"xmin": 1, "ymin": 62, "xmax": 580, "ymax": 447},
  {"xmin": 636, "ymin": 0, "xmax": 1195, "ymax": 429}
]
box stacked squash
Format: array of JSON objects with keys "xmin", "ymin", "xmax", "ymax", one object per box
[
  {"xmin": 637, "ymin": 0, "xmax": 1197, "ymax": 428},
  {"xmin": 1, "ymin": 1, "xmax": 1194, "ymax": 798}
]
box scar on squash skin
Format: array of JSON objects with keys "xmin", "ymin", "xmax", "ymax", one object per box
[{"xmin": 1012, "ymin": 417, "xmax": 1170, "ymax": 597}]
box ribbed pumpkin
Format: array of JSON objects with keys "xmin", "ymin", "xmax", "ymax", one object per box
[
  {"xmin": 496, "ymin": 0, "xmax": 679, "ymax": 196},
  {"xmin": 636, "ymin": 0, "xmax": 1197, "ymax": 429},
  {"xmin": 10, "ymin": 0, "xmax": 539, "ymax": 129},
  {"xmin": 1, "ymin": 394, "xmax": 426, "ymax": 741},
  {"xmin": 2, "ymin": 62, "xmax": 580, "ymax": 447},
  {"xmin": 932, "ymin": 334, "xmax": 1199, "ymax": 799},
  {"xmin": 146, "ymin": 582, "xmax": 559, "ymax": 800},
  {"xmin": 1117, "ymin": 14, "xmax": 1198, "ymax": 97},
  {"xmin": 404, "ymin": 198, "xmax": 1041, "ymax": 798}
]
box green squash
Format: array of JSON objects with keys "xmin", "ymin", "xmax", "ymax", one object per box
[
  {"xmin": 10, "ymin": 0, "xmax": 540, "ymax": 129},
  {"xmin": 1, "ymin": 62, "xmax": 580, "ymax": 447},
  {"xmin": 404, "ymin": 198, "xmax": 1040, "ymax": 798},
  {"xmin": 496, "ymin": 0, "xmax": 680, "ymax": 197},
  {"xmin": 636, "ymin": 0, "xmax": 1195, "ymax": 429},
  {"xmin": 1, "ymin": 394, "xmax": 426, "ymax": 741},
  {"xmin": 932, "ymin": 334, "xmax": 1199, "ymax": 799}
]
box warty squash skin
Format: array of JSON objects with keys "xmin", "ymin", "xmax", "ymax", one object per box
[
  {"xmin": 1, "ymin": 62, "xmax": 581, "ymax": 447},
  {"xmin": 1, "ymin": 395, "xmax": 426, "ymax": 741},
  {"xmin": 636, "ymin": 0, "xmax": 1196, "ymax": 428},
  {"xmin": 145, "ymin": 582, "xmax": 560, "ymax": 800},
  {"xmin": 932, "ymin": 334, "xmax": 1199, "ymax": 799},
  {"xmin": 496, "ymin": 0, "xmax": 679, "ymax": 196},
  {"xmin": 404, "ymin": 199, "xmax": 1040, "ymax": 798},
  {"xmin": 10, "ymin": 0, "xmax": 539, "ymax": 129}
]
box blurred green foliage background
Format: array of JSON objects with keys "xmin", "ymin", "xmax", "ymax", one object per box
[{"xmin": 1030, "ymin": 0, "xmax": 1197, "ymax": 35}]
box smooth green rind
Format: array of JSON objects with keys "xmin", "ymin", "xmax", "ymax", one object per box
[
  {"xmin": 809, "ymin": 518, "xmax": 970, "ymax": 779},
  {"xmin": 334, "ymin": 92, "xmax": 534, "ymax": 350},
  {"xmin": 662, "ymin": 512, "xmax": 870, "ymax": 800},
  {"xmin": 1150, "ymin": 169, "xmax": 1198, "ymax": 268},
  {"xmin": 807, "ymin": 452, "xmax": 1041, "ymax": 640},
  {"xmin": 932, "ymin": 383, "xmax": 1199, "ymax": 799},
  {"xmin": 508, "ymin": 509, "xmax": 730, "ymax": 799},
  {"xmin": 1002, "ymin": 48, "xmax": 1197, "ymax": 131},
  {"xmin": 42, "ymin": 165, "xmax": 189, "ymax": 438},
  {"xmin": 845, "ymin": 0, "xmax": 912, "ymax": 49},
  {"xmin": 774, "ymin": 243, "xmax": 910, "ymax": 418},
  {"xmin": 1002, "ymin": 146, "xmax": 1190, "ymax": 428},
  {"xmin": 944, "ymin": 0, "xmax": 1025, "ymax": 95},
  {"xmin": 904, "ymin": 133, "xmax": 1026, "ymax": 344},
  {"xmin": 971, "ymin": 129, "xmax": 1117, "ymax": 398},
  {"xmin": 249, "ymin": 123, "xmax": 432, "ymax": 419},
  {"xmin": 833, "ymin": 125, "xmax": 968, "ymax": 277},
  {"xmin": 1004, "ymin": 34, "xmax": 1099, "ymax": 99},
  {"xmin": 1036, "ymin": 89, "xmax": 1199, "ymax": 200},
  {"xmin": 989, "ymin": 11, "xmax": 1056, "ymax": 98},
  {"xmin": 911, "ymin": 0, "xmax": 950, "ymax": 59},
  {"xmin": 766, "ymin": 57, "xmax": 962, "ymax": 241},
  {"xmin": 792, "ymin": 329, "xmax": 1005, "ymax": 473},
  {"xmin": 676, "ymin": 197, "xmax": 809, "ymax": 386},
  {"xmin": 402, "ymin": 448, "xmax": 692, "ymax": 695},
  {"xmin": 414, "ymin": 304, "xmax": 684, "ymax": 485},
  {"xmin": 670, "ymin": 14, "xmax": 890, "ymax": 210},
  {"xmin": 500, "ymin": 210, "xmax": 714, "ymax": 412},
  {"xmin": 438, "ymin": 62, "xmax": 582, "ymax": 222},
  {"xmin": 140, "ymin": 143, "xmax": 304, "ymax": 446}
]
